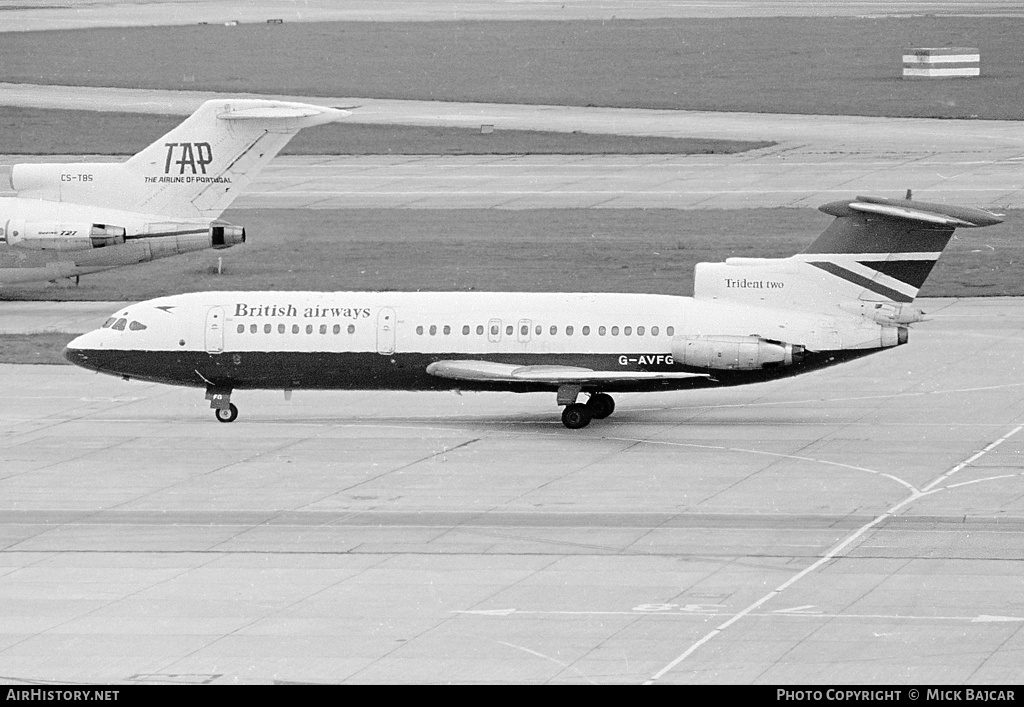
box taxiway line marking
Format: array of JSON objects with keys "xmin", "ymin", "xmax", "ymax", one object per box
[
  {"xmin": 605, "ymin": 436, "xmax": 915, "ymax": 491},
  {"xmin": 643, "ymin": 421, "xmax": 1024, "ymax": 685},
  {"xmin": 923, "ymin": 424, "xmax": 1024, "ymax": 494}
]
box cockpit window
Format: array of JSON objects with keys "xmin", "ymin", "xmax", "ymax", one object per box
[
  {"xmin": 102, "ymin": 317, "xmax": 116, "ymax": 328},
  {"xmin": 128, "ymin": 321, "xmax": 147, "ymax": 331},
  {"xmin": 111, "ymin": 318, "xmax": 127, "ymax": 331}
]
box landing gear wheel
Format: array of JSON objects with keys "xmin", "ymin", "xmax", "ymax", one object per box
[
  {"xmin": 561, "ymin": 403, "xmax": 592, "ymax": 429},
  {"xmin": 215, "ymin": 403, "xmax": 238, "ymax": 423},
  {"xmin": 586, "ymin": 393, "xmax": 615, "ymax": 419}
]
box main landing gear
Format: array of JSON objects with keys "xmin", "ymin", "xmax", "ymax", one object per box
[
  {"xmin": 207, "ymin": 386, "xmax": 238, "ymax": 423},
  {"xmin": 558, "ymin": 386, "xmax": 616, "ymax": 429}
]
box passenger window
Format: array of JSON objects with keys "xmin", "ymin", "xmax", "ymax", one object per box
[
  {"xmin": 566, "ymin": 326, "xmax": 574, "ymax": 336},
  {"xmin": 505, "ymin": 325, "xmax": 513, "ymax": 336},
  {"xmin": 598, "ymin": 326, "xmax": 606, "ymax": 336},
  {"xmin": 264, "ymin": 324, "xmax": 272, "ymax": 334},
  {"xmin": 463, "ymin": 325, "xmax": 470, "ymax": 335},
  {"xmin": 536, "ymin": 325, "xmax": 542, "ymax": 336},
  {"xmin": 624, "ymin": 326, "xmax": 632, "ymax": 336},
  {"xmin": 306, "ymin": 324, "xmax": 313, "ymax": 334},
  {"xmin": 520, "ymin": 324, "xmax": 528, "ymax": 336},
  {"xmin": 292, "ymin": 324, "xmax": 299, "ymax": 334},
  {"xmin": 667, "ymin": 326, "xmax": 675, "ymax": 336},
  {"xmin": 550, "ymin": 325, "xmax": 557, "ymax": 336},
  {"xmin": 129, "ymin": 321, "xmax": 147, "ymax": 331},
  {"xmin": 319, "ymin": 324, "xmax": 327, "ymax": 334},
  {"xmin": 477, "ymin": 325, "xmax": 484, "ymax": 335},
  {"xmin": 237, "ymin": 324, "xmax": 245, "ymax": 334},
  {"xmin": 611, "ymin": 326, "xmax": 619, "ymax": 336},
  {"xmin": 651, "ymin": 326, "xmax": 659, "ymax": 336},
  {"xmin": 250, "ymin": 324, "xmax": 258, "ymax": 334},
  {"xmin": 417, "ymin": 325, "xmax": 424, "ymax": 335},
  {"xmin": 429, "ymin": 325, "xmax": 437, "ymax": 336},
  {"xmin": 490, "ymin": 324, "xmax": 499, "ymax": 336},
  {"xmin": 637, "ymin": 326, "xmax": 645, "ymax": 336},
  {"xmin": 582, "ymin": 326, "xmax": 590, "ymax": 336},
  {"xmin": 112, "ymin": 319, "xmax": 127, "ymax": 331},
  {"xmin": 333, "ymin": 324, "xmax": 341, "ymax": 334},
  {"xmin": 279, "ymin": 323, "xmax": 286, "ymax": 334},
  {"xmin": 102, "ymin": 317, "xmax": 116, "ymax": 328},
  {"xmin": 443, "ymin": 325, "xmax": 451, "ymax": 335},
  {"xmin": 347, "ymin": 324, "xmax": 355, "ymax": 334}
]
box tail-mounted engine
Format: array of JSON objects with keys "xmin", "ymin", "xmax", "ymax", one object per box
[
  {"xmin": 3, "ymin": 221, "xmax": 126, "ymax": 251},
  {"xmin": 210, "ymin": 221, "xmax": 246, "ymax": 249},
  {"xmin": 672, "ymin": 335, "xmax": 805, "ymax": 371},
  {"xmin": 3, "ymin": 219, "xmax": 246, "ymax": 251},
  {"xmin": 838, "ymin": 301, "xmax": 925, "ymax": 325}
]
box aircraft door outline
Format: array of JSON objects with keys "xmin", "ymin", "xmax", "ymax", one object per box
[
  {"xmin": 517, "ymin": 318, "xmax": 532, "ymax": 343},
  {"xmin": 205, "ymin": 306, "xmax": 225, "ymax": 353},
  {"xmin": 377, "ymin": 307, "xmax": 396, "ymax": 355},
  {"xmin": 488, "ymin": 318, "xmax": 502, "ymax": 343}
]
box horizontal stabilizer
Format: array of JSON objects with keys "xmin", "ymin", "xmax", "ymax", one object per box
[
  {"xmin": 426, "ymin": 360, "xmax": 708, "ymax": 384},
  {"xmin": 820, "ymin": 195, "xmax": 1004, "ymax": 228},
  {"xmin": 216, "ymin": 102, "xmax": 351, "ymax": 125}
]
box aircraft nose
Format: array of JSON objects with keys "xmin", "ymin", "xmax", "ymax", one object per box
[
  {"xmin": 64, "ymin": 331, "xmax": 101, "ymax": 370},
  {"xmin": 63, "ymin": 343, "xmax": 88, "ymax": 367}
]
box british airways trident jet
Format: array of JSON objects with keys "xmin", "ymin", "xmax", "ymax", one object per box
[{"xmin": 64, "ymin": 195, "xmax": 1002, "ymax": 428}]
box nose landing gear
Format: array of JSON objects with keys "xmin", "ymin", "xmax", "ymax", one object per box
[
  {"xmin": 215, "ymin": 403, "xmax": 238, "ymax": 423},
  {"xmin": 206, "ymin": 386, "xmax": 238, "ymax": 423}
]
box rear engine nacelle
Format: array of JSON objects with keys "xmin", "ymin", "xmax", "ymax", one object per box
[
  {"xmin": 210, "ymin": 221, "xmax": 246, "ymax": 249},
  {"xmin": 3, "ymin": 220, "xmax": 126, "ymax": 251},
  {"xmin": 839, "ymin": 301, "xmax": 925, "ymax": 325},
  {"xmin": 672, "ymin": 335, "xmax": 805, "ymax": 370},
  {"xmin": 880, "ymin": 326, "xmax": 909, "ymax": 348}
]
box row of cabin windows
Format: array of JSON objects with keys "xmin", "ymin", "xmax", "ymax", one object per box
[
  {"xmin": 414, "ymin": 324, "xmax": 676, "ymax": 337},
  {"xmin": 236, "ymin": 322, "xmax": 357, "ymax": 335}
]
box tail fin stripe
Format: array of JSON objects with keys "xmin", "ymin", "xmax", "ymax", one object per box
[
  {"xmin": 857, "ymin": 260, "xmax": 936, "ymax": 289},
  {"xmin": 808, "ymin": 262, "xmax": 915, "ymax": 302}
]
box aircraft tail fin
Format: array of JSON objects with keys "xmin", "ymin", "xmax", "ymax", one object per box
[
  {"xmin": 12, "ymin": 99, "xmax": 347, "ymax": 219},
  {"xmin": 796, "ymin": 196, "xmax": 1003, "ymax": 302},
  {"xmin": 694, "ymin": 195, "xmax": 1004, "ymax": 314},
  {"xmin": 121, "ymin": 99, "xmax": 348, "ymax": 218}
]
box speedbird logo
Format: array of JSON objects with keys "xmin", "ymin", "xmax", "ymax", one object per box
[{"xmin": 164, "ymin": 142, "xmax": 213, "ymax": 174}]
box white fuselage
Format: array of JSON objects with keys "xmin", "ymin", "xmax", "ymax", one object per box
[{"xmin": 66, "ymin": 290, "xmax": 903, "ymax": 399}]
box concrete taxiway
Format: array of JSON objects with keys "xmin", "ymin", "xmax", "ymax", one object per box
[
  {"xmin": 5, "ymin": 151, "xmax": 1020, "ymax": 211},
  {"xmin": 3, "ymin": 83, "xmax": 1023, "ymax": 210},
  {"xmin": 3, "ymin": 0, "xmax": 1024, "ymax": 686},
  {"xmin": 2, "ymin": 297, "xmax": 1023, "ymax": 684},
  {"xmin": 4, "ymin": 0, "xmax": 1022, "ymax": 33}
]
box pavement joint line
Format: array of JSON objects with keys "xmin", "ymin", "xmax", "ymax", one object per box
[
  {"xmin": 153, "ymin": 552, "xmax": 395, "ymax": 681},
  {"xmin": 453, "ymin": 608, "xmax": 1024, "ymax": 622},
  {"xmin": 0, "ymin": 550, "xmax": 225, "ymax": 663},
  {"xmin": 642, "ymin": 420, "xmax": 1024, "ymax": 684}
]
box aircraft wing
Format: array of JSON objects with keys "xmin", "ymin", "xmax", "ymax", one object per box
[{"xmin": 425, "ymin": 360, "xmax": 709, "ymax": 385}]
